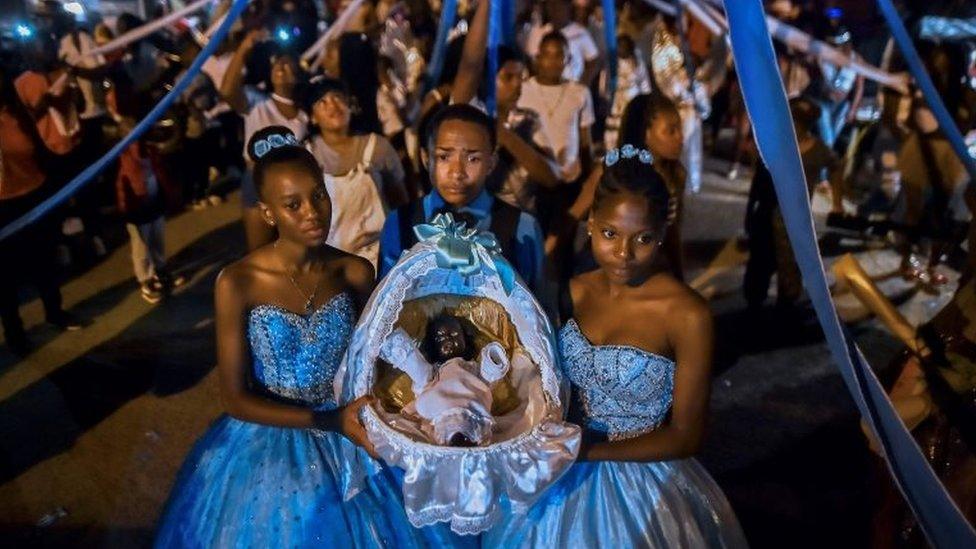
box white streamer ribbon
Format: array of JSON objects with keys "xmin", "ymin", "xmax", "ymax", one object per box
[
  {"xmin": 302, "ymin": 0, "xmax": 368, "ymax": 71},
  {"xmin": 643, "ymin": 0, "xmax": 678, "ymax": 16},
  {"xmin": 696, "ymin": 0, "xmax": 910, "ymax": 93},
  {"xmin": 677, "ymin": 0, "xmax": 724, "ymax": 36},
  {"xmin": 86, "ymin": 0, "xmax": 214, "ymax": 58},
  {"xmin": 763, "ymin": 14, "xmax": 910, "ymax": 93}
]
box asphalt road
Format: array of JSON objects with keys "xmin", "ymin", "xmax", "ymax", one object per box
[{"xmin": 0, "ymin": 158, "xmax": 952, "ymax": 548}]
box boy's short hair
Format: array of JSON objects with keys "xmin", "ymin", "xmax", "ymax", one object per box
[{"xmin": 424, "ymin": 103, "xmax": 497, "ymax": 151}]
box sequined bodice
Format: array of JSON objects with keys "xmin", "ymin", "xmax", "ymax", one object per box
[
  {"xmin": 559, "ymin": 319, "xmax": 675, "ymax": 440},
  {"xmin": 247, "ymin": 293, "xmax": 355, "ymax": 409}
]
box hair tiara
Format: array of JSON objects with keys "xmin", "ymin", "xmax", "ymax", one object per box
[
  {"xmin": 252, "ymin": 132, "xmax": 301, "ymax": 160},
  {"xmin": 604, "ymin": 144, "xmax": 654, "ymax": 167}
]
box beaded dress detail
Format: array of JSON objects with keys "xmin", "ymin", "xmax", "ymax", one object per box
[
  {"xmin": 156, "ymin": 293, "xmax": 469, "ymax": 548},
  {"xmin": 561, "ymin": 319, "xmax": 675, "ymax": 440},
  {"xmin": 485, "ymin": 319, "xmax": 749, "ymax": 548},
  {"xmin": 248, "ymin": 297, "xmax": 354, "ymax": 408}
]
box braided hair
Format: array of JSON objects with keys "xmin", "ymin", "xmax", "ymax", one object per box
[{"xmin": 593, "ymin": 146, "xmax": 676, "ymax": 234}]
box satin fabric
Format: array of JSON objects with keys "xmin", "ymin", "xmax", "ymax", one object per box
[
  {"xmin": 484, "ymin": 320, "xmax": 747, "ymax": 548},
  {"xmin": 487, "ymin": 458, "xmax": 746, "ymax": 548},
  {"xmin": 339, "ymin": 226, "xmax": 579, "ymax": 535},
  {"xmin": 154, "ymin": 417, "xmax": 469, "ymax": 548},
  {"xmin": 155, "ymin": 295, "xmax": 470, "ymax": 548}
]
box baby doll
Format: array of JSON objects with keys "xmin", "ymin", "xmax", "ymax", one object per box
[{"xmin": 379, "ymin": 314, "xmax": 510, "ymax": 446}]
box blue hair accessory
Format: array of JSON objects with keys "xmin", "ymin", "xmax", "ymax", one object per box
[
  {"xmin": 604, "ymin": 145, "xmax": 654, "ymax": 167},
  {"xmin": 252, "ymin": 132, "xmax": 300, "ymax": 159}
]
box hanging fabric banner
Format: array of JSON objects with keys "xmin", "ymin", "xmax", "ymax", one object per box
[
  {"xmin": 500, "ymin": 0, "xmax": 516, "ymax": 47},
  {"xmin": 424, "ymin": 0, "xmax": 459, "ymax": 94},
  {"xmin": 876, "ymin": 0, "xmax": 976, "ymax": 187},
  {"xmin": 601, "ymin": 0, "xmax": 618, "ymax": 98},
  {"xmin": 486, "ymin": 0, "xmax": 502, "ymax": 116},
  {"xmin": 0, "ymin": 0, "xmax": 249, "ymax": 243},
  {"xmin": 724, "ymin": 0, "xmax": 976, "ymax": 547}
]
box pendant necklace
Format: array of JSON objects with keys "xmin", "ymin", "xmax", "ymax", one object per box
[
  {"xmin": 275, "ymin": 241, "xmax": 323, "ymax": 314},
  {"xmin": 544, "ymin": 82, "xmax": 568, "ymax": 120},
  {"xmin": 271, "ymin": 93, "xmax": 295, "ymax": 106}
]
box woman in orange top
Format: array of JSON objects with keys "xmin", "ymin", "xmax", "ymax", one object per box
[{"xmin": 0, "ymin": 64, "xmax": 84, "ymax": 357}]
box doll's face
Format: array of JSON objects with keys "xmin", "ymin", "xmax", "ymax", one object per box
[{"xmin": 430, "ymin": 316, "xmax": 467, "ymax": 362}]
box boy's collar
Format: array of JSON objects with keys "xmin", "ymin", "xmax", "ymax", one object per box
[{"xmin": 428, "ymin": 188, "xmax": 492, "ymax": 215}]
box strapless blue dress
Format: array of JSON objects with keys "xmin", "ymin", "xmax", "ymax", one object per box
[
  {"xmin": 484, "ymin": 319, "xmax": 748, "ymax": 548},
  {"xmin": 155, "ymin": 293, "xmax": 470, "ymax": 548}
]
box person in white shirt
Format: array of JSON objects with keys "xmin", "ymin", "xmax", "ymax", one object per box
[
  {"xmin": 58, "ymin": 28, "xmax": 106, "ymax": 124},
  {"xmin": 450, "ymin": 0, "xmax": 560, "ymax": 215},
  {"xmin": 59, "ymin": 24, "xmax": 111, "ymax": 256},
  {"xmin": 518, "ymin": 31, "xmax": 594, "ymax": 186},
  {"xmin": 603, "ymin": 35, "xmax": 652, "ymax": 149},
  {"xmin": 222, "ymin": 29, "xmax": 309, "ymax": 251},
  {"xmin": 524, "ymin": 0, "xmax": 601, "ymax": 85}
]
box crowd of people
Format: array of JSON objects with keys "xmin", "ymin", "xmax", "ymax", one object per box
[{"xmin": 2, "ymin": 0, "xmax": 975, "ymax": 545}]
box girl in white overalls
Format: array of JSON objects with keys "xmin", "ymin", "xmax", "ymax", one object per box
[{"xmin": 306, "ymin": 80, "xmax": 409, "ymax": 269}]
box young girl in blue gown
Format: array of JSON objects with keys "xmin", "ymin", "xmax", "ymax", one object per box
[
  {"xmin": 155, "ymin": 126, "xmax": 466, "ymax": 548},
  {"xmin": 485, "ymin": 146, "xmax": 748, "ymax": 548}
]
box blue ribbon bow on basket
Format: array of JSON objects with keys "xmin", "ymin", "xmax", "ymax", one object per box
[{"xmin": 413, "ymin": 213, "xmax": 516, "ymax": 294}]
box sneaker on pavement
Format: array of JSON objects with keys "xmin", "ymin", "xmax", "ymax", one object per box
[
  {"xmin": 46, "ymin": 311, "xmax": 87, "ymax": 331},
  {"xmin": 157, "ymin": 272, "xmax": 187, "ymax": 291},
  {"xmin": 141, "ymin": 280, "xmax": 164, "ymax": 304}
]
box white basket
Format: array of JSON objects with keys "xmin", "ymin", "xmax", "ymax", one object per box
[{"xmin": 334, "ymin": 215, "xmax": 580, "ymax": 535}]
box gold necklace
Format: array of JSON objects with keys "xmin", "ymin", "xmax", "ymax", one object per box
[
  {"xmin": 542, "ymin": 81, "xmax": 569, "ymax": 119},
  {"xmin": 274, "ymin": 241, "xmax": 323, "ymax": 314}
]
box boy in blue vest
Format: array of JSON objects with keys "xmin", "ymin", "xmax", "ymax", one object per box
[{"xmin": 378, "ymin": 104, "xmax": 545, "ymax": 295}]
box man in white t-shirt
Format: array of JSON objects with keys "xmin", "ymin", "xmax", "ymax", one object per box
[
  {"xmin": 518, "ymin": 31, "xmax": 594, "ymax": 184},
  {"xmin": 58, "ymin": 29, "xmax": 106, "ymax": 122},
  {"xmin": 222, "ymin": 29, "xmax": 310, "ymax": 250},
  {"xmin": 524, "ymin": 0, "xmax": 601, "ymax": 85}
]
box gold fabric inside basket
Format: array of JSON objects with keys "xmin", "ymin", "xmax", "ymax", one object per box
[{"xmin": 373, "ymin": 294, "xmax": 525, "ymax": 415}]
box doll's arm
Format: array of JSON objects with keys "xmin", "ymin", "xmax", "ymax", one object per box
[
  {"xmin": 478, "ymin": 342, "xmax": 510, "ymax": 384},
  {"xmin": 379, "ymin": 328, "xmax": 433, "ymax": 393}
]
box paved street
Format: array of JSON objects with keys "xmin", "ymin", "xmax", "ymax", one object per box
[{"xmin": 0, "ymin": 159, "xmax": 954, "ymax": 548}]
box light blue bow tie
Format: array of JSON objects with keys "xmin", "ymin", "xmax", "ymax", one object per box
[{"xmin": 413, "ymin": 213, "xmax": 516, "ymax": 294}]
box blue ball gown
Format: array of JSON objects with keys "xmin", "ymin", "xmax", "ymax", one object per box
[
  {"xmin": 484, "ymin": 319, "xmax": 749, "ymax": 548},
  {"xmin": 155, "ymin": 293, "xmax": 470, "ymax": 548}
]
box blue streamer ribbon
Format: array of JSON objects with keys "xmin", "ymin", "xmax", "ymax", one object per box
[
  {"xmin": 724, "ymin": 1, "xmax": 976, "ymax": 547},
  {"xmin": 413, "ymin": 213, "xmax": 516, "ymax": 293},
  {"xmin": 486, "ymin": 0, "xmax": 503, "ymax": 116},
  {"xmin": 875, "ymin": 0, "xmax": 976, "ymax": 189},
  {"xmin": 601, "ymin": 0, "xmax": 618, "ymax": 98},
  {"xmin": 424, "ymin": 0, "xmax": 459, "ymax": 95},
  {"xmin": 500, "ymin": 0, "xmax": 516, "ymax": 47},
  {"xmin": 0, "ymin": 0, "xmax": 250, "ymax": 243}
]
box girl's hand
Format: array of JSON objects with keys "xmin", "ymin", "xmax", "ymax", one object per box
[{"xmin": 337, "ymin": 396, "xmax": 380, "ymax": 459}]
